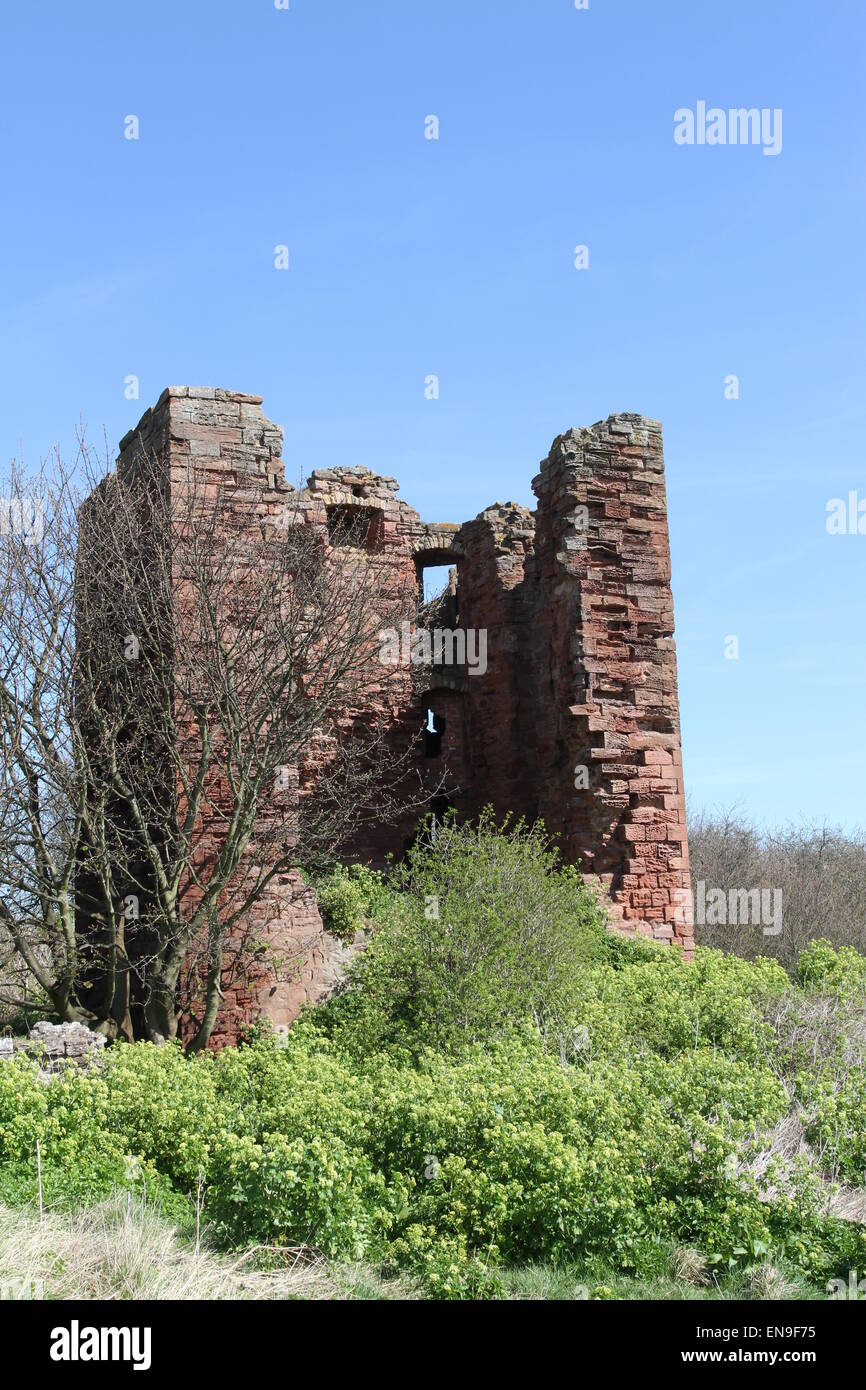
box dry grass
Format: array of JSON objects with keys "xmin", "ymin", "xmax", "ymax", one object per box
[
  {"xmin": 670, "ymin": 1246, "xmax": 711, "ymax": 1287},
  {"xmin": 763, "ymin": 990, "xmax": 866, "ymax": 1076},
  {"xmin": 0, "ymin": 1196, "xmax": 418, "ymax": 1301},
  {"xmin": 748, "ymin": 1263, "xmax": 800, "ymax": 1301}
]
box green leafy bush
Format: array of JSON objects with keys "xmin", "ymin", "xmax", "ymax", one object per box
[
  {"xmin": 314, "ymin": 811, "xmax": 607, "ymax": 1054},
  {"xmin": 0, "ymin": 831, "xmax": 863, "ymax": 1299},
  {"xmin": 100, "ymin": 1042, "xmax": 217, "ymax": 1190},
  {"xmin": 0, "ymin": 1053, "xmax": 180, "ymax": 1214},
  {"xmin": 315, "ymin": 864, "xmax": 388, "ymax": 941},
  {"xmin": 206, "ymin": 1130, "xmax": 388, "ymax": 1260},
  {"xmin": 796, "ymin": 937, "xmax": 866, "ymax": 998}
]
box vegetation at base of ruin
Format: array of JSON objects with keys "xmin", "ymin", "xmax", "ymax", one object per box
[
  {"xmin": 313, "ymin": 812, "xmax": 608, "ymax": 1055},
  {"xmin": 1, "ymin": 821, "xmax": 865, "ymax": 1300},
  {"xmin": 0, "ymin": 1198, "xmax": 831, "ymax": 1302}
]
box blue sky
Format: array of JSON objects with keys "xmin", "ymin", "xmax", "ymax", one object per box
[{"xmin": 1, "ymin": 0, "xmax": 864, "ymax": 829}]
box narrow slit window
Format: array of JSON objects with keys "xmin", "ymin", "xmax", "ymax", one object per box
[{"xmin": 424, "ymin": 705, "xmax": 444, "ymax": 758}]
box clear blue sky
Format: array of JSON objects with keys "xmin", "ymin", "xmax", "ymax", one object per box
[{"xmin": 1, "ymin": 0, "xmax": 864, "ymax": 830}]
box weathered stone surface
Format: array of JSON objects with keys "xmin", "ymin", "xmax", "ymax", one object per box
[
  {"xmin": 0, "ymin": 1022, "xmax": 107, "ymax": 1071},
  {"xmin": 527, "ymin": 417, "xmax": 692, "ymax": 948},
  {"xmin": 82, "ymin": 389, "xmax": 692, "ymax": 1048}
]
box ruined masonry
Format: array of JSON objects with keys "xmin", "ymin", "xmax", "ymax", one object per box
[{"xmin": 109, "ymin": 387, "xmax": 693, "ymax": 1046}]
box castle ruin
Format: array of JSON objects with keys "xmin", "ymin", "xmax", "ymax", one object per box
[{"xmin": 88, "ymin": 387, "xmax": 692, "ymax": 1045}]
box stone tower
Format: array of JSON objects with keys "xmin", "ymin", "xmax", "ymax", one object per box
[{"xmin": 80, "ymin": 388, "xmax": 692, "ymax": 1047}]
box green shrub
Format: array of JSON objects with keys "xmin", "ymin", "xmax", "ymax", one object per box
[
  {"xmin": 0, "ymin": 1053, "xmax": 181, "ymax": 1214},
  {"xmin": 315, "ymin": 864, "xmax": 388, "ymax": 941},
  {"xmin": 796, "ymin": 938, "xmax": 866, "ymax": 998},
  {"xmin": 206, "ymin": 1130, "xmax": 388, "ymax": 1261},
  {"xmin": 314, "ymin": 810, "xmax": 607, "ymax": 1055},
  {"xmin": 100, "ymin": 1042, "xmax": 217, "ymax": 1190}
]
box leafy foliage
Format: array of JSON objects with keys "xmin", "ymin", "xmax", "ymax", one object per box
[
  {"xmin": 314, "ymin": 812, "xmax": 607, "ymax": 1054},
  {"xmin": 795, "ymin": 937, "xmax": 866, "ymax": 998},
  {"xmin": 315, "ymin": 864, "xmax": 387, "ymax": 942},
  {"xmin": 1, "ymin": 826, "xmax": 864, "ymax": 1298}
]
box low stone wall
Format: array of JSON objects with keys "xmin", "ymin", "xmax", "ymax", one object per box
[{"xmin": 0, "ymin": 1022, "xmax": 107, "ymax": 1072}]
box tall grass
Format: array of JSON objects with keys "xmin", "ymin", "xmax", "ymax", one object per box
[{"xmin": 0, "ymin": 1195, "xmax": 417, "ymax": 1301}]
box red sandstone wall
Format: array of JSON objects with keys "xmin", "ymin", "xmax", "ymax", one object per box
[
  {"xmin": 87, "ymin": 390, "xmax": 692, "ymax": 1048},
  {"xmin": 531, "ymin": 416, "xmax": 693, "ymax": 955},
  {"xmin": 455, "ymin": 505, "xmax": 537, "ymax": 824},
  {"xmin": 110, "ymin": 388, "xmax": 443, "ymax": 1045}
]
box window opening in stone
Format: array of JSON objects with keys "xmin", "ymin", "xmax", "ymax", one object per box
[
  {"xmin": 416, "ymin": 559, "xmax": 459, "ymax": 627},
  {"xmin": 420, "ymin": 564, "xmax": 452, "ymax": 604},
  {"xmin": 326, "ymin": 505, "xmax": 381, "ymax": 550},
  {"xmin": 424, "ymin": 705, "xmax": 444, "ymax": 758}
]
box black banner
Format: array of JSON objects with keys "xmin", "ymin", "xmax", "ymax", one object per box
[{"xmin": 1, "ymin": 1297, "xmax": 860, "ymax": 1376}]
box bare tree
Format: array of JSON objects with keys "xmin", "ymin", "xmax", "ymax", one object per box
[
  {"xmin": 1, "ymin": 436, "xmax": 428, "ymax": 1048},
  {"xmin": 0, "ymin": 446, "xmax": 124, "ymax": 1032},
  {"xmin": 689, "ymin": 809, "xmax": 866, "ymax": 968}
]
